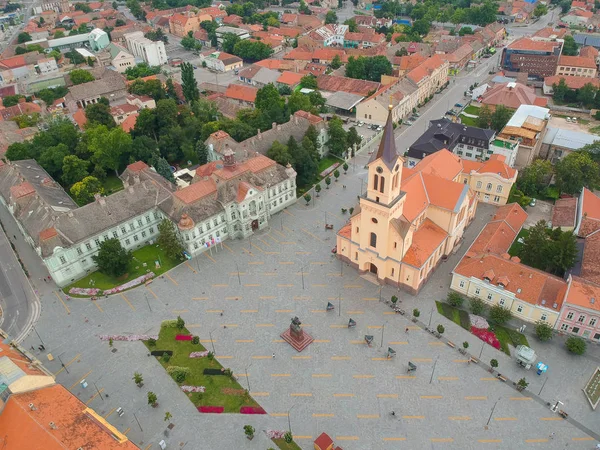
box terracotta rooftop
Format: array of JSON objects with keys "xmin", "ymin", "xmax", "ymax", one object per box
[
  {"xmin": 558, "ymin": 55, "xmax": 597, "ymax": 69},
  {"xmin": 508, "ymin": 38, "xmax": 560, "ymax": 52},
  {"xmin": 294, "ymin": 110, "xmax": 323, "ymax": 124},
  {"xmin": 402, "ymin": 218, "xmax": 448, "ymax": 267},
  {"xmin": 578, "ymin": 187, "xmax": 600, "ymax": 237},
  {"xmin": 467, "ymin": 203, "xmax": 527, "ymax": 255},
  {"xmin": 224, "ymin": 84, "xmax": 258, "ymax": 103},
  {"xmin": 39, "ymin": 227, "xmax": 58, "ymax": 241},
  {"xmin": 415, "ymin": 149, "xmax": 463, "ymax": 181},
  {"xmin": 0, "ymin": 384, "xmax": 139, "ymax": 450},
  {"xmin": 581, "ymin": 233, "xmax": 600, "ymax": 285},
  {"xmin": 9, "ymin": 181, "xmax": 35, "ymax": 199},
  {"xmin": 481, "ymin": 82, "xmax": 547, "ymax": 109},
  {"xmin": 461, "ymin": 154, "xmax": 517, "ymax": 179},
  {"xmin": 566, "ymin": 275, "xmax": 600, "ymax": 312},
  {"xmin": 126, "ymin": 161, "xmax": 148, "ymax": 173},
  {"xmin": 579, "ymin": 46, "xmax": 599, "ymax": 59},
  {"xmin": 277, "ymin": 71, "xmax": 303, "ymax": 86},
  {"xmin": 316, "ymin": 74, "xmax": 380, "ymax": 96},
  {"xmin": 174, "ymin": 178, "xmax": 217, "ymax": 204},
  {"xmin": 545, "ymin": 75, "xmax": 600, "ymax": 90},
  {"xmin": 551, "ymin": 197, "xmax": 578, "ymax": 229},
  {"xmin": 120, "ymin": 113, "xmax": 138, "ymax": 133}
]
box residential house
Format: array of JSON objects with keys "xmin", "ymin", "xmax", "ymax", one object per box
[
  {"xmin": 543, "ymin": 75, "xmax": 600, "ymax": 94},
  {"xmin": 169, "ymin": 12, "xmax": 201, "ymax": 37},
  {"xmin": 277, "ymin": 71, "xmax": 303, "ymax": 89},
  {"xmin": 215, "ymin": 26, "xmax": 250, "ymax": 46},
  {"xmin": 556, "ymin": 55, "xmax": 597, "ymax": 78},
  {"xmin": 452, "ymin": 203, "xmax": 567, "ymax": 327},
  {"xmin": 0, "ymin": 99, "xmax": 42, "ymax": 121},
  {"xmin": 238, "ymin": 65, "xmax": 280, "ymax": 87},
  {"xmin": 579, "ymin": 45, "xmax": 600, "ymax": 65},
  {"xmin": 336, "ymin": 114, "xmax": 478, "ymax": 294},
  {"xmin": 404, "ymin": 54, "xmax": 448, "ymax": 105},
  {"xmin": 557, "ymin": 276, "xmax": 600, "ymax": 342},
  {"xmin": 392, "ymin": 53, "xmax": 427, "ymax": 77},
  {"xmin": 106, "ymin": 42, "xmax": 135, "ymax": 73},
  {"xmin": 316, "ymin": 74, "xmax": 380, "ymax": 97},
  {"xmin": 562, "ymin": 9, "xmax": 594, "ymax": 26},
  {"xmin": 407, "ymin": 118, "xmax": 495, "ymax": 167},
  {"xmin": 551, "ymin": 196, "xmax": 578, "ymax": 231},
  {"xmin": 0, "ymin": 153, "xmax": 296, "ymax": 286},
  {"xmin": 201, "ymin": 51, "xmax": 243, "ymax": 73},
  {"xmin": 193, "ymin": 29, "xmax": 212, "ymax": 48},
  {"xmin": 460, "ymin": 155, "xmax": 517, "ymax": 205},
  {"xmin": 224, "ymin": 83, "xmax": 258, "ymax": 106},
  {"xmin": 480, "ymin": 82, "xmax": 548, "ymax": 109},
  {"xmin": 532, "ymin": 27, "xmax": 569, "ymax": 41},
  {"xmin": 443, "ymin": 43, "xmax": 473, "ymax": 70},
  {"xmin": 64, "ymin": 70, "xmax": 128, "ymax": 110},
  {"xmin": 302, "ymin": 24, "xmax": 348, "ymax": 48},
  {"xmin": 355, "ymin": 79, "xmax": 415, "ymax": 126},
  {"xmin": 124, "ymin": 31, "xmax": 168, "ymax": 66},
  {"xmin": 540, "ymin": 127, "xmax": 598, "ymax": 163},
  {"xmin": 497, "ymin": 104, "xmax": 550, "ymax": 168},
  {"xmin": 501, "ymin": 38, "xmax": 562, "ymax": 80},
  {"xmin": 574, "ymin": 187, "xmax": 600, "ymax": 285}
]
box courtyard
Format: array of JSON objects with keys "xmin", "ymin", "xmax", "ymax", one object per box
[{"xmin": 20, "ymin": 149, "xmax": 600, "ymax": 449}]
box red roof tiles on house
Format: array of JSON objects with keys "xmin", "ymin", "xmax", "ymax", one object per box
[
  {"xmin": 402, "ymin": 218, "xmax": 448, "ymax": 267},
  {"xmin": 508, "ymin": 38, "xmax": 560, "ymax": 52},
  {"xmin": 545, "ymin": 75, "xmax": 600, "ymax": 90},
  {"xmin": 224, "ymin": 84, "xmax": 258, "ymax": 103},
  {"xmin": 558, "ymin": 55, "xmax": 597, "ymax": 69},
  {"xmin": 551, "ymin": 197, "xmax": 578, "ymax": 229}
]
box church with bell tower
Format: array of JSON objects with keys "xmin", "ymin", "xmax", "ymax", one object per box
[{"xmin": 337, "ymin": 104, "xmax": 478, "ymax": 294}]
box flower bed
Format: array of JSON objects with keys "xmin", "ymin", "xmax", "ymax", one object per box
[
  {"xmin": 471, "ymin": 326, "xmax": 501, "ymax": 350},
  {"xmin": 175, "ymin": 334, "xmax": 193, "ymax": 341},
  {"xmin": 198, "ymin": 406, "xmax": 224, "ymax": 413},
  {"xmin": 181, "ymin": 385, "xmax": 205, "ymax": 393},
  {"xmin": 266, "ymin": 430, "xmax": 287, "ymax": 439},
  {"xmin": 99, "ymin": 334, "xmax": 158, "ymax": 341},
  {"xmin": 103, "ymin": 272, "xmax": 155, "ymax": 295},
  {"xmin": 319, "ymin": 162, "xmax": 339, "ymax": 178},
  {"xmin": 189, "ymin": 351, "xmax": 209, "ymax": 358},
  {"xmin": 69, "ymin": 287, "xmax": 101, "ymax": 296},
  {"xmin": 469, "ymin": 314, "xmax": 489, "ymax": 329},
  {"xmin": 240, "ymin": 406, "xmax": 266, "ymax": 414}
]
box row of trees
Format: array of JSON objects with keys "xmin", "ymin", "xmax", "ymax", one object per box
[
  {"xmin": 345, "ymin": 55, "xmax": 393, "ymax": 82},
  {"xmin": 552, "ymin": 78, "xmax": 600, "ymax": 109}
]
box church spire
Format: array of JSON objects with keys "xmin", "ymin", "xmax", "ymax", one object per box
[{"xmin": 368, "ymin": 98, "xmax": 398, "ymax": 170}]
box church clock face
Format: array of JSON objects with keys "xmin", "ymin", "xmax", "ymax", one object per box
[{"xmin": 376, "ymin": 166, "xmax": 383, "ymax": 174}]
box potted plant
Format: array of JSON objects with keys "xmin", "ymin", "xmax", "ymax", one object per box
[
  {"xmin": 490, "ymin": 359, "xmax": 498, "ymax": 373},
  {"xmin": 315, "ymin": 183, "xmax": 321, "ymax": 197},
  {"xmin": 243, "ymin": 425, "xmax": 255, "ymax": 440},
  {"xmin": 461, "ymin": 341, "xmax": 469, "ymax": 355},
  {"xmin": 325, "ymin": 176, "xmax": 331, "ymax": 189},
  {"xmin": 333, "ymin": 169, "xmax": 340, "ymax": 181},
  {"xmin": 343, "ymin": 162, "xmax": 349, "ymax": 174},
  {"xmin": 164, "ymin": 411, "xmax": 172, "ymax": 422},
  {"xmin": 391, "ymin": 295, "xmax": 398, "ymax": 305},
  {"xmin": 133, "ymin": 371, "xmax": 144, "ymax": 388},
  {"xmin": 147, "ymin": 391, "xmax": 158, "ymax": 408},
  {"xmin": 304, "ymin": 193, "xmax": 311, "ymax": 205},
  {"xmin": 517, "ymin": 377, "xmax": 528, "ymax": 392},
  {"xmin": 109, "ymin": 338, "xmax": 113, "ymax": 348},
  {"xmin": 349, "ymin": 207, "xmax": 354, "ymax": 214},
  {"xmin": 437, "ymin": 324, "xmax": 445, "ymax": 337},
  {"xmin": 412, "ymin": 308, "xmax": 420, "ymax": 322}
]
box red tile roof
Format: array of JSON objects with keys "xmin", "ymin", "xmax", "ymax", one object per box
[
  {"xmin": 579, "ymin": 46, "xmax": 599, "ymax": 59},
  {"xmin": 578, "ymin": 187, "xmax": 600, "ymax": 237},
  {"xmin": 121, "ymin": 113, "xmax": 138, "ymax": 132},
  {"xmin": 565, "ymin": 275, "xmax": 600, "ymax": 312},
  {"xmin": 72, "ymin": 108, "xmax": 87, "ymax": 129},
  {"xmin": 402, "ymin": 218, "xmax": 448, "ymax": 267},
  {"xmin": 10, "ymin": 181, "xmax": 35, "ymax": 199},
  {"xmin": 174, "ymin": 178, "xmax": 217, "ymax": 203},
  {"xmin": 581, "ymin": 233, "xmax": 600, "ymax": 284},
  {"xmin": 544, "ymin": 75, "xmax": 600, "ymax": 90},
  {"xmin": 224, "ymin": 84, "xmax": 258, "ymax": 103},
  {"xmin": 461, "ymin": 154, "xmax": 517, "ymax": 179},
  {"xmin": 0, "ymin": 55, "xmax": 26, "ymax": 69},
  {"xmin": 277, "ymin": 71, "xmax": 303, "ymax": 86},
  {"xmin": 558, "ymin": 55, "xmax": 597, "ymax": 69},
  {"xmin": 551, "ymin": 197, "xmax": 578, "ymax": 228},
  {"xmin": 316, "ymin": 74, "xmax": 380, "ymax": 96},
  {"xmin": 508, "ymin": 38, "xmax": 560, "ymax": 52},
  {"xmin": 481, "ymin": 82, "xmax": 547, "ymax": 109},
  {"xmin": 39, "ymin": 227, "xmax": 58, "ymax": 241},
  {"xmin": 294, "ymin": 109, "xmax": 323, "ymax": 124}
]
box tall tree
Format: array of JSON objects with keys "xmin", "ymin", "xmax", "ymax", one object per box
[
  {"xmin": 69, "ymin": 69, "xmax": 94, "ymax": 85},
  {"xmin": 38, "ymin": 144, "xmax": 69, "ymax": 179},
  {"xmin": 166, "ymin": 78, "xmax": 178, "ymax": 100},
  {"xmin": 222, "ymin": 32, "xmax": 241, "ymax": 53},
  {"xmin": 347, "ymin": 126, "xmax": 361, "ymax": 150},
  {"xmin": 266, "ymin": 141, "xmax": 291, "ymax": 166},
  {"xmin": 548, "ymin": 231, "xmax": 578, "ymax": 276},
  {"xmin": 196, "ymin": 140, "xmax": 209, "ymax": 165},
  {"xmin": 577, "ymin": 83, "xmax": 597, "ymax": 107},
  {"xmin": 87, "ymin": 126, "xmax": 132, "ymax": 175},
  {"xmin": 85, "ymin": 100, "xmax": 116, "ymax": 129},
  {"xmin": 180, "ymin": 62, "xmax": 199, "ymax": 104},
  {"xmin": 92, "ymin": 238, "xmax": 132, "ymax": 277},
  {"xmin": 70, "ymin": 176, "xmax": 103, "ymax": 205},
  {"xmin": 157, "ymin": 218, "xmax": 184, "ymax": 260},
  {"xmin": 552, "ymin": 78, "xmax": 569, "ymax": 102},
  {"xmin": 490, "ymin": 105, "xmax": 512, "ymax": 132},
  {"xmin": 520, "ymin": 220, "xmax": 550, "ymax": 270},
  {"xmin": 327, "ymin": 116, "xmax": 348, "ymax": 157},
  {"xmin": 517, "ymin": 159, "xmax": 553, "ymax": 196},
  {"xmin": 62, "ymin": 155, "xmax": 89, "ymax": 186},
  {"xmin": 256, "ymin": 84, "xmax": 288, "ymax": 125},
  {"xmin": 476, "ymin": 105, "xmax": 493, "ymax": 128},
  {"xmin": 562, "ymin": 35, "xmax": 578, "ymax": 56},
  {"xmin": 325, "ymin": 10, "xmax": 338, "ymax": 24},
  {"xmin": 330, "ymin": 54, "xmax": 342, "ymax": 69},
  {"xmin": 155, "ymin": 157, "xmax": 175, "ymax": 183},
  {"xmin": 555, "ymin": 151, "xmax": 600, "ymax": 194}
]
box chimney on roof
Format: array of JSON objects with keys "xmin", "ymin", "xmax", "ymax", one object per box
[
  {"xmin": 272, "ymin": 122, "xmax": 277, "ymax": 130},
  {"xmin": 294, "ymin": 114, "xmax": 299, "ymax": 125},
  {"xmin": 29, "ymin": 403, "xmax": 36, "ymax": 411},
  {"xmin": 123, "ymin": 179, "xmax": 129, "ymax": 189},
  {"xmin": 94, "ymin": 193, "xmax": 105, "ymax": 206},
  {"xmin": 133, "ymin": 173, "xmax": 140, "ymax": 184},
  {"xmin": 49, "ymin": 422, "xmax": 57, "ymax": 430},
  {"xmin": 277, "ymin": 124, "xmax": 282, "ymax": 131}
]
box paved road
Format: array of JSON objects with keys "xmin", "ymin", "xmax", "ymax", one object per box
[{"xmin": 0, "ymin": 206, "xmax": 40, "ymax": 344}]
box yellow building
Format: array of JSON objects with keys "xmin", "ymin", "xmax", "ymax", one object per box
[
  {"xmin": 451, "ymin": 204, "xmax": 567, "ymax": 326},
  {"xmin": 336, "ymin": 107, "xmax": 478, "ymax": 294},
  {"xmin": 460, "ymin": 154, "xmax": 517, "ymax": 205}
]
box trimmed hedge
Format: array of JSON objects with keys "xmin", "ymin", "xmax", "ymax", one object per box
[
  {"xmin": 150, "ymin": 350, "xmax": 173, "ymax": 356},
  {"xmin": 203, "ymin": 368, "xmax": 227, "ymax": 375},
  {"xmin": 162, "ymin": 319, "xmax": 178, "ymax": 328}
]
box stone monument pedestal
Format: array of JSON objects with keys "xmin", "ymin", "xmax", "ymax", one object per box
[{"xmin": 281, "ymin": 316, "xmax": 313, "ymax": 352}]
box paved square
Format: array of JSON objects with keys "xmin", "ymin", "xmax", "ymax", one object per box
[{"xmin": 21, "ymin": 154, "xmax": 600, "ymax": 449}]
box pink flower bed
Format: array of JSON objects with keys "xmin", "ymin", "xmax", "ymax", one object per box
[
  {"xmin": 102, "ymin": 272, "xmax": 155, "ymax": 295},
  {"xmin": 240, "ymin": 406, "xmax": 266, "ymax": 414},
  {"xmin": 69, "ymin": 287, "xmax": 101, "ymax": 296},
  {"xmin": 319, "ymin": 162, "xmax": 340, "ymax": 178},
  {"xmin": 266, "ymin": 430, "xmax": 286, "ymax": 439},
  {"xmin": 99, "ymin": 334, "xmax": 157, "ymax": 341},
  {"xmin": 181, "ymin": 385, "xmax": 205, "ymax": 393},
  {"xmin": 189, "ymin": 351, "xmax": 209, "ymax": 358},
  {"xmin": 470, "ymin": 326, "xmax": 501, "ymax": 350},
  {"xmin": 198, "ymin": 406, "xmax": 224, "ymax": 413},
  {"xmin": 175, "ymin": 334, "xmax": 192, "ymax": 341}
]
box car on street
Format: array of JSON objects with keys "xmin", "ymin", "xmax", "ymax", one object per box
[
  {"xmin": 446, "ymin": 110, "xmax": 457, "ymax": 116},
  {"xmin": 405, "ymin": 120, "xmax": 413, "ymax": 126},
  {"xmin": 529, "ymin": 198, "xmax": 536, "ymax": 207},
  {"xmin": 414, "ymin": 112, "xmax": 420, "ymax": 117},
  {"xmin": 357, "ymin": 121, "xmax": 364, "ymax": 127}
]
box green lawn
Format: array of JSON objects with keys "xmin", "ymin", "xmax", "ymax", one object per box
[
  {"xmin": 590, "ymin": 125, "xmax": 600, "ymax": 135},
  {"xmin": 463, "ymin": 105, "xmax": 480, "ymax": 115},
  {"xmin": 272, "ymin": 438, "xmax": 302, "ymax": 450},
  {"xmin": 317, "ymin": 155, "xmax": 342, "ymax": 174},
  {"xmin": 436, "ymin": 301, "xmax": 470, "ymax": 330},
  {"xmin": 64, "ymin": 244, "xmax": 181, "ymax": 294},
  {"xmin": 508, "ymin": 228, "xmax": 529, "ymax": 257},
  {"xmin": 298, "ymin": 156, "xmax": 344, "ymax": 196},
  {"xmin": 143, "ymin": 324, "xmax": 260, "ymax": 413},
  {"xmin": 102, "ymin": 175, "xmax": 124, "ymax": 195},
  {"xmin": 459, "ymin": 115, "xmax": 478, "ymax": 127}
]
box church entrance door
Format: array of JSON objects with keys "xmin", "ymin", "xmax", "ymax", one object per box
[{"xmin": 369, "ymin": 263, "xmax": 378, "ymax": 275}]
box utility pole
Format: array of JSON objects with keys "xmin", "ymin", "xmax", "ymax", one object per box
[
  {"xmin": 428, "ymin": 307, "xmax": 434, "ymax": 327},
  {"xmin": 208, "ymin": 329, "xmax": 216, "ymax": 355},
  {"xmin": 429, "ymin": 357, "xmax": 439, "ymax": 384},
  {"xmin": 57, "ymin": 355, "xmax": 69, "ymax": 374},
  {"xmin": 145, "ymin": 292, "xmax": 152, "ymax": 312},
  {"xmin": 245, "ymin": 362, "xmax": 252, "ymax": 392},
  {"xmin": 338, "ymin": 294, "xmax": 341, "ymax": 317},
  {"xmin": 32, "ymin": 325, "xmax": 45, "ymax": 347},
  {"xmin": 538, "ymin": 377, "xmax": 548, "ymax": 396},
  {"xmin": 133, "ymin": 412, "xmax": 143, "ymax": 432},
  {"xmin": 301, "ymin": 265, "xmax": 305, "ymax": 290},
  {"xmin": 288, "ymin": 404, "xmax": 295, "ymax": 433},
  {"xmin": 93, "ymin": 382, "xmax": 103, "ymax": 401},
  {"xmin": 235, "ymin": 262, "xmax": 241, "ymax": 285},
  {"xmin": 486, "ymin": 399, "xmax": 499, "ymax": 426}
]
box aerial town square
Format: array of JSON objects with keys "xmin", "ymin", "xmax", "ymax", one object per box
[{"xmin": 2, "ymin": 0, "xmax": 600, "ymax": 448}]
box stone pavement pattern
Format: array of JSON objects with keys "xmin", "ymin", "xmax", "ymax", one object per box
[{"xmin": 16, "ymin": 151, "xmax": 600, "ymax": 449}]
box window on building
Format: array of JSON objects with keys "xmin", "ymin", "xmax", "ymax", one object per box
[
  {"xmin": 494, "ymin": 196, "xmax": 501, "ymax": 203},
  {"xmin": 541, "ymin": 314, "xmax": 547, "ymax": 322},
  {"xmin": 590, "ymin": 317, "xmax": 597, "ymax": 327},
  {"xmin": 373, "ymin": 174, "xmax": 378, "ymax": 191},
  {"xmin": 496, "ymin": 185, "xmax": 503, "ymax": 193},
  {"xmin": 112, "ymin": 231, "xmax": 118, "ymax": 238},
  {"xmin": 466, "ymin": 152, "xmax": 472, "ymax": 158},
  {"xmin": 355, "ymin": 252, "xmax": 358, "ymax": 260},
  {"xmin": 567, "ymin": 311, "xmax": 574, "ymax": 320},
  {"xmin": 145, "ymin": 215, "xmax": 151, "ymax": 223},
  {"xmin": 578, "ymin": 314, "xmax": 586, "ymax": 323},
  {"xmin": 125, "ymin": 239, "xmax": 130, "ymax": 245},
  {"xmin": 476, "ymin": 181, "xmax": 482, "ymax": 189},
  {"xmin": 121, "ymin": 227, "xmax": 126, "ymax": 234},
  {"xmin": 594, "ymin": 333, "xmax": 600, "ymax": 340},
  {"xmin": 133, "ymin": 235, "xmax": 139, "ymax": 242},
  {"xmin": 517, "ymin": 304, "xmax": 523, "ymax": 313},
  {"xmin": 81, "ymin": 258, "xmax": 87, "ymax": 265},
  {"xmin": 379, "ymin": 176, "xmax": 385, "ymax": 193},
  {"xmin": 142, "ymin": 231, "xmax": 147, "ymax": 238},
  {"xmin": 194, "ymin": 242, "xmax": 198, "ymax": 249},
  {"xmin": 499, "ymin": 298, "xmax": 505, "ymax": 306},
  {"xmin": 137, "ymin": 219, "xmax": 143, "ymax": 227},
  {"xmin": 475, "ymin": 287, "xmax": 480, "ymax": 295},
  {"xmin": 370, "ymin": 232, "xmax": 377, "ymax": 248},
  {"xmin": 150, "ymin": 227, "xmax": 154, "ymax": 233},
  {"xmin": 232, "ymin": 212, "xmax": 236, "ymax": 219},
  {"xmin": 77, "ymin": 248, "xmax": 83, "ymax": 255},
  {"xmin": 487, "ymin": 293, "xmax": 493, "ymax": 300},
  {"xmin": 129, "ymin": 223, "xmax": 135, "ymax": 231},
  {"xmin": 213, "ymin": 218, "xmax": 218, "ymax": 226},
  {"xmin": 95, "ymin": 239, "xmax": 101, "ymax": 246},
  {"xmin": 459, "ymin": 280, "xmax": 465, "ymax": 288},
  {"xmin": 486, "ymin": 183, "xmax": 492, "ymax": 191},
  {"xmin": 572, "ymin": 327, "xmax": 580, "ymax": 334},
  {"xmin": 86, "ymin": 242, "xmax": 92, "ymax": 251},
  {"xmin": 560, "ymin": 323, "xmax": 569, "ymax": 331},
  {"xmin": 59, "ymin": 256, "xmax": 66, "ymax": 264}
]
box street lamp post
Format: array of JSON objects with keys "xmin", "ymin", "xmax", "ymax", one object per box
[
  {"xmin": 57, "ymin": 355, "xmax": 69, "ymax": 374},
  {"xmin": 245, "ymin": 362, "xmax": 252, "ymax": 392},
  {"xmin": 301, "ymin": 265, "xmax": 305, "ymax": 290},
  {"xmin": 538, "ymin": 377, "xmax": 548, "ymax": 396},
  {"xmin": 208, "ymin": 328, "xmax": 217, "ymax": 355},
  {"xmin": 428, "ymin": 307, "xmax": 434, "ymax": 327},
  {"xmin": 429, "ymin": 356, "xmax": 439, "ymax": 384},
  {"xmin": 145, "ymin": 292, "xmax": 152, "ymax": 312},
  {"xmin": 235, "ymin": 262, "xmax": 241, "ymax": 285},
  {"xmin": 288, "ymin": 404, "xmax": 295, "ymax": 434},
  {"xmin": 93, "ymin": 382, "xmax": 104, "ymax": 401},
  {"xmin": 486, "ymin": 399, "xmax": 500, "ymax": 426},
  {"xmin": 479, "ymin": 341, "xmax": 485, "ymax": 359},
  {"xmin": 32, "ymin": 325, "xmax": 45, "ymax": 347}
]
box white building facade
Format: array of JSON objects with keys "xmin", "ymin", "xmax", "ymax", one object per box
[{"xmin": 124, "ymin": 31, "xmax": 168, "ymax": 66}]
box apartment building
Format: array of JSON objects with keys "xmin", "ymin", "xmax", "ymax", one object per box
[{"xmin": 124, "ymin": 31, "xmax": 168, "ymax": 66}]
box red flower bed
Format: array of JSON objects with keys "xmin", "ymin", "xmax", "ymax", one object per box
[
  {"xmin": 175, "ymin": 334, "xmax": 192, "ymax": 341},
  {"xmin": 470, "ymin": 326, "xmax": 501, "ymax": 350},
  {"xmin": 198, "ymin": 406, "xmax": 224, "ymax": 413},
  {"xmin": 240, "ymin": 406, "xmax": 266, "ymax": 414}
]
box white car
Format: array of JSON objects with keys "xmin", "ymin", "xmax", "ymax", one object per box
[{"xmin": 357, "ymin": 121, "xmax": 364, "ymax": 127}]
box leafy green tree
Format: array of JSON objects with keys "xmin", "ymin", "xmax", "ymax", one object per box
[
  {"xmin": 181, "ymin": 32, "xmax": 198, "ymax": 51},
  {"xmin": 300, "ymin": 75, "xmax": 317, "ymax": 90},
  {"xmin": 303, "ymin": 193, "xmax": 311, "ymax": 204},
  {"xmin": 565, "ymin": 336, "xmax": 586, "ymax": 355},
  {"xmin": 490, "ymin": 358, "xmax": 499, "ymax": 370},
  {"xmin": 38, "ymin": 144, "xmax": 69, "ymax": 179},
  {"xmin": 552, "ymin": 78, "xmax": 569, "ymax": 102},
  {"xmin": 469, "ymin": 297, "xmax": 487, "ymax": 315},
  {"xmin": 256, "ymin": 84, "xmax": 288, "ymax": 125},
  {"xmin": 534, "ymin": 321, "xmax": 554, "ymax": 341},
  {"xmin": 476, "ymin": 105, "xmax": 493, "ymax": 128},
  {"xmin": 490, "ymin": 105, "xmax": 512, "ymax": 133},
  {"xmin": 517, "ymin": 159, "xmax": 553, "ymax": 196},
  {"xmin": 87, "ymin": 126, "xmax": 132, "ymax": 176},
  {"xmin": 36, "ymin": 86, "xmax": 68, "ymax": 105},
  {"xmin": 447, "ymin": 292, "xmax": 464, "ymax": 308},
  {"xmin": 5, "ymin": 142, "xmax": 31, "ymax": 161},
  {"xmin": 547, "ymin": 230, "xmax": 578, "ymax": 276},
  {"xmin": 124, "ymin": 63, "xmax": 161, "ymax": 80},
  {"xmin": 166, "ymin": 78, "xmax": 178, "ymax": 100},
  {"xmin": 62, "ymin": 155, "xmax": 89, "ymax": 186},
  {"xmin": 293, "ymin": 139, "xmax": 318, "ymax": 187},
  {"xmin": 92, "ymin": 238, "xmax": 132, "ymax": 277},
  {"xmin": 66, "ymin": 49, "xmax": 85, "ymax": 65},
  {"xmin": 17, "ymin": 32, "xmax": 31, "ymax": 43},
  {"xmin": 325, "ymin": 10, "xmax": 338, "ymax": 24},
  {"xmin": 196, "ymin": 141, "xmax": 209, "ymax": 165},
  {"xmin": 128, "ymin": 79, "xmax": 166, "ymax": 101},
  {"xmin": 343, "ymin": 18, "xmax": 357, "ymax": 32},
  {"xmin": 555, "ymin": 151, "xmax": 600, "ymax": 194},
  {"xmin": 330, "ymin": 54, "xmax": 342, "ymax": 69},
  {"xmin": 85, "ymin": 101, "xmax": 116, "ymax": 129},
  {"xmin": 69, "ymin": 69, "xmax": 95, "ymax": 85},
  {"xmin": 54, "ymin": 30, "xmax": 65, "ymax": 38},
  {"xmin": 176, "ymin": 315, "xmax": 185, "ymax": 329},
  {"xmin": 520, "ymin": 220, "xmax": 550, "ymax": 270},
  {"xmin": 266, "ymin": 141, "xmax": 291, "ymax": 166},
  {"xmin": 345, "ymin": 55, "xmax": 392, "ymax": 82},
  {"xmin": 562, "ymin": 35, "xmax": 578, "ymax": 56},
  {"xmin": 288, "ymin": 90, "xmax": 312, "ymax": 114},
  {"xmin": 233, "ymin": 40, "xmax": 273, "ymax": 62},
  {"xmin": 534, "ymin": 3, "xmax": 548, "ymax": 16},
  {"xmin": 74, "ymin": 2, "xmax": 92, "ymax": 12},
  {"xmin": 157, "ymin": 218, "xmax": 184, "ymax": 260},
  {"xmin": 155, "ymin": 157, "xmax": 175, "ymax": 183},
  {"xmin": 436, "ymin": 324, "xmax": 445, "ymax": 334},
  {"xmin": 133, "ymin": 372, "xmax": 144, "ymax": 386},
  {"xmin": 578, "ymin": 83, "xmax": 597, "ymax": 107},
  {"xmin": 327, "ymin": 116, "xmax": 348, "ymax": 156},
  {"xmin": 489, "ymin": 304, "xmax": 512, "ymax": 325},
  {"xmin": 147, "ymin": 391, "xmax": 158, "ymax": 407},
  {"xmin": 126, "ymin": 0, "xmax": 145, "ymax": 19},
  {"xmin": 222, "ymin": 32, "xmax": 241, "ymax": 53},
  {"xmin": 181, "ymin": 62, "xmax": 199, "ymax": 103},
  {"xmin": 347, "ymin": 126, "xmax": 361, "ymax": 150},
  {"xmin": 70, "ymin": 176, "xmax": 103, "ymax": 205}
]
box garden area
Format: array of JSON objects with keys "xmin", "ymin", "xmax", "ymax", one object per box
[
  {"xmin": 64, "ymin": 244, "xmax": 180, "ymax": 296},
  {"xmin": 435, "ymin": 294, "xmax": 529, "ymax": 356},
  {"xmin": 101, "ymin": 175, "xmax": 124, "ymax": 195},
  {"xmin": 143, "ymin": 318, "xmax": 262, "ymax": 413},
  {"xmin": 508, "ymin": 228, "xmax": 529, "ymax": 257}
]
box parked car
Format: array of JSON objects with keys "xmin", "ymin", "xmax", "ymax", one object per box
[
  {"xmin": 529, "ymin": 198, "xmax": 537, "ymax": 207},
  {"xmin": 357, "ymin": 121, "xmax": 364, "ymax": 127},
  {"xmin": 405, "ymin": 120, "xmax": 413, "ymax": 126},
  {"xmin": 572, "ymin": 117, "xmax": 578, "ymax": 123},
  {"xmin": 414, "ymin": 112, "xmax": 420, "ymax": 117},
  {"xmin": 454, "ymin": 103, "xmax": 463, "ymax": 108},
  {"xmin": 566, "ymin": 117, "xmax": 572, "ymax": 123},
  {"xmin": 376, "ymin": 125, "xmax": 382, "ymax": 131}
]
